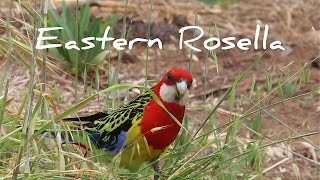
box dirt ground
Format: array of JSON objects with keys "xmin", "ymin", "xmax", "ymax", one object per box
[{"xmin": 1, "ymin": 0, "xmax": 319, "ymax": 179}]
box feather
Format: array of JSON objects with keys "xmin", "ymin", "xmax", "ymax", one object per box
[
  {"xmin": 63, "ymin": 112, "xmax": 108, "ymax": 128},
  {"xmin": 62, "ymin": 89, "xmax": 152, "ymax": 153}
]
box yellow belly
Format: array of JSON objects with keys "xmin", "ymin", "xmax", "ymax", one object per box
[{"xmin": 114, "ymin": 116, "xmax": 164, "ymax": 171}]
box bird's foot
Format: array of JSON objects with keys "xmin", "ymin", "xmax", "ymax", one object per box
[{"xmin": 152, "ymin": 161, "xmax": 161, "ymax": 180}]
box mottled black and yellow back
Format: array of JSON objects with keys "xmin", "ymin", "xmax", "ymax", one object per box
[{"xmin": 62, "ymin": 89, "xmax": 152, "ymax": 155}]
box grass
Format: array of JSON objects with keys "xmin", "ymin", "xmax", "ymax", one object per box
[
  {"xmin": 0, "ymin": 0, "xmax": 319, "ymax": 179},
  {"xmin": 47, "ymin": 3, "xmax": 118, "ymax": 74},
  {"xmin": 197, "ymin": 0, "xmax": 238, "ymax": 6}
]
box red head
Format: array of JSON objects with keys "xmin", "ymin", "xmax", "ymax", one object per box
[
  {"xmin": 140, "ymin": 68, "xmax": 193, "ymax": 150},
  {"xmin": 154, "ymin": 68, "xmax": 193, "ymax": 106}
]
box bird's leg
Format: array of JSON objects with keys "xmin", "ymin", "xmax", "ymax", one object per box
[
  {"xmin": 153, "ymin": 162, "xmax": 160, "ymax": 180},
  {"xmin": 151, "ymin": 157, "xmax": 161, "ymax": 180}
]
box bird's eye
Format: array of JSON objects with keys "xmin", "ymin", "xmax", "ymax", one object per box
[{"xmin": 167, "ymin": 74, "xmax": 173, "ymax": 81}]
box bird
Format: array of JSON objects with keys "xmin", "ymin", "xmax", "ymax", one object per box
[{"xmin": 58, "ymin": 68, "xmax": 193, "ymax": 178}]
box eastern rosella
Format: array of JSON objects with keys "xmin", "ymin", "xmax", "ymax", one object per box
[{"xmin": 62, "ymin": 68, "xmax": 193, "ymax": 177}]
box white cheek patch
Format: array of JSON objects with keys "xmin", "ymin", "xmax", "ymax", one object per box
[
  {"xmin": 159, "ymin": 84, "xmax": 189, "ymax": 106},
  {"xmin": 159, "ymin": 84, "xmax": 176, "ymax": 103}
]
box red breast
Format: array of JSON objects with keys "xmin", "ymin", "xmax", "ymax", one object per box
[
  {"xmin": 140, "ymin": 98, "xmax": 185, "ymax": 150},
  {"xmin": 140, "ymin": 68, "xmax": 192, "ymax": 150}
]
